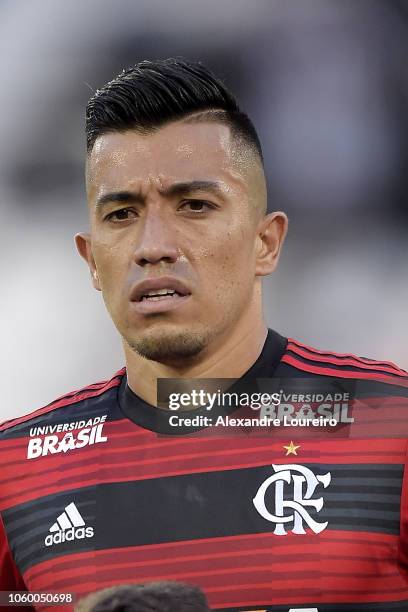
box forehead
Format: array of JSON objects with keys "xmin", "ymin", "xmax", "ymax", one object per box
[{"xmin": 86, "ymin": 121, "xmax": 246, "ymax": 199}]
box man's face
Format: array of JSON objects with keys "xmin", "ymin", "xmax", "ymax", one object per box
[{"xmin": 81, "ymin": 120, "xmax": 269, "ymax": 363}]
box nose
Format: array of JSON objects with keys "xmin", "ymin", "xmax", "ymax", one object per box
[{"xmin": 132, "ymin": 205, "xmax": 179, "ymax": 266}]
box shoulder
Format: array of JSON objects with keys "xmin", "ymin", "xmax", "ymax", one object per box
[
  {"xmin": 0, "ymin": 368, "xmax": 126, "ymax": 435},
  {"xmin": 281, "ymin": 337, "xmax": 408, "ymax": 386}
]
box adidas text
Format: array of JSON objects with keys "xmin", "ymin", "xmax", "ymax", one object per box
[{"xmin": 45, "ymin": 526, "xmax": 94, "ymax": 547}]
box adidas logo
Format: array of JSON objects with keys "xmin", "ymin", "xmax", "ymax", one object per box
[{"xmin": 44, "ymin": 502, "xmax": 94, "ymax": 547}]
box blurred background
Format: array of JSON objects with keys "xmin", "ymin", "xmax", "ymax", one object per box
[{"xmin": 1, "ymin": 0, "xmax": 407, "ymax": 420}]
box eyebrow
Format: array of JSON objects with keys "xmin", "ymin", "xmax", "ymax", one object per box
[{"xmin": 95, "ymin": 180, "xmax": 225, "ymax": 208}]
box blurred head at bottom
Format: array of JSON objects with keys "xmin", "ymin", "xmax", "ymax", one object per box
[{"xmin": 75, "ymin": 580, "xmax": 210, "ymax": 612}]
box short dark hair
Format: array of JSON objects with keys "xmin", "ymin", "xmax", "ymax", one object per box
[
  {"xmin": 75, "ymin": 580, "xmax": 210, "ymax": 612},
  {"xmin": 86, "ymin": 58, "xmax": 263, "ymax": 162}
]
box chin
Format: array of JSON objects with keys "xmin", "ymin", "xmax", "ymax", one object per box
[{"xmin": 126, "ymin": 325, "xmax": 212, "ymax": 364}]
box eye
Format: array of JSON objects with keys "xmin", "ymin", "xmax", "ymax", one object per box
[
  {"xmin": 105, "ymin": 208, "xmax": 138, "ymax": 222},
  {"xmin": 179, "ymin": 200, "xmax": 214, "ymax": 213}
]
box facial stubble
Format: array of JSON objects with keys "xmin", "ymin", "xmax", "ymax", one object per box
[{"xmin": 125, "ymin": 324, "xmax": 214, "ymax": 365}]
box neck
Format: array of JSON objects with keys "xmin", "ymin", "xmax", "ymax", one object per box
[{"xmin": 124, "ymin": 315, "xmax": 268, "ymax": 407}]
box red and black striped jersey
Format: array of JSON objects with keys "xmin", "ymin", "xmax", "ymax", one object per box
[{"xmin": 1, "ymin": 329, "xmax": 408, "ymax": 612}]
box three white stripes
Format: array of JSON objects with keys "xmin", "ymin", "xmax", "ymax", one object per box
[{"xmin": 49, "ymin": 502, "xmax": 85, "ymax": 533}]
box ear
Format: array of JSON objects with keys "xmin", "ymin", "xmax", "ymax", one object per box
[
  {"xmin": 255, "ymin": 211, "xmax": 288, "ymax": 277},
  {"xmin": 74, "ymin": 232, "xmax": 101, "ymax": 291}
]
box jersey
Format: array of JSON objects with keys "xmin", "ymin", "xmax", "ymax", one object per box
[{"xmin": 1, "ymin": 329, "xmax": 408, "ymax": 612}]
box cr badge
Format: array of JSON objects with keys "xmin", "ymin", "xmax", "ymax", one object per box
[{"xmin": 253, "ymin": 463, "xmax": 331, "ymax": 535}]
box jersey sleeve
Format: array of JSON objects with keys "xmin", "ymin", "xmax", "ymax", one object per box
[
  {"xmin": 0, "ymin": 512, "xmax": 27, "ymax": 590},
  {"xmin": 399, "ymin": 442, "xmax": 408, "ymax": 575},
  {"xmin": 0, "ymin": 513, "xmax": 36, "ymax": 612}
]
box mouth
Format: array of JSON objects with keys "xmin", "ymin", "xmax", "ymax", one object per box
[
  {"xmin": 130, "ymin": 277, "xmax": 192, "ymax": 314},
  {"xmin": 140, "ymin": 288, "xmax": 185, "ymax": 302}
]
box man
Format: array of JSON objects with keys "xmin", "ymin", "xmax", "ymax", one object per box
[
  {"xmin": 75, "ymin": 581, "xmax": 210, "ymax": 612},
  {"xmin": 0, "ymin": 59, "xmax": 407, "ymax": 612}
]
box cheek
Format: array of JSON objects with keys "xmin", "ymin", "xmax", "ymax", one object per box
[
  {"xmin": 92, "ymin": 241, "xmax": 129, "ymax": 298},
  {"xmin": 217, "ymin": 224, "xmax": 255, "ymax": 268},
  {"xmin": 197, "ymin": 227, "xmax": 255, "ymax": 296}
]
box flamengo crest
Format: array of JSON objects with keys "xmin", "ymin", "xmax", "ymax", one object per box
[{"xmin": 253, "ymin": 463, "xmax": 331, "ymax": 535}]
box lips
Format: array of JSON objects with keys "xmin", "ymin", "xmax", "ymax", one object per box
[{"xmin": 130, "ymin": 277, "xmax": 191, "ymax": 303}]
